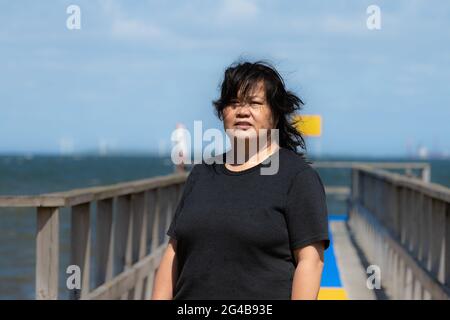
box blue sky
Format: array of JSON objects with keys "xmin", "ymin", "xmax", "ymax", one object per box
[{"xmin": 0, "ymin": 0, "xmax": 449, "ymax": 156}]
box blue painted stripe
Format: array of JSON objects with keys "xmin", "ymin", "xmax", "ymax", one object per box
[
  {"xmin": 320, "ymin": 217, "xmax": 344, "ymax": 287},
  {"xmin": 328, "ymin": 214, "xmax": 348, "ymax": 221}
]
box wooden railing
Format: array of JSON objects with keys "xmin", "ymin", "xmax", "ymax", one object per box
[
  {"xmin": 0, "ymin": 172, "xmax": 188, "ymax": 300},
  {"xmin": 348, "ymin": 165, "xmax": 450, "ymax": 299}
]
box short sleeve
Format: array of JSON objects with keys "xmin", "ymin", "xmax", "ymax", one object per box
[
  {"xmin": 166, "ymin": 165, "xmax": 199, "ymax": 240},
  {"xmin": 285, "ymin": 167, "xmax": 330, "ymax": 251}
]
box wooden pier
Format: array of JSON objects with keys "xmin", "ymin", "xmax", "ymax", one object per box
[{"xmin": 0, "ymin": 161, "xmax": 448, "ymax": 300}]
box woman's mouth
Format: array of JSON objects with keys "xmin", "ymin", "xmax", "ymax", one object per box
[{"xmin": 234, "ymin": 122, "xmax": 252, "ymax": 130}]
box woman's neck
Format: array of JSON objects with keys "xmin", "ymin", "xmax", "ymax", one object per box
[{"xmin": 225, "ymin": 140, "xmax": 280, "ymax": 172}]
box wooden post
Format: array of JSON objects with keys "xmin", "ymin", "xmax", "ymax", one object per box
[
  {"xmin": 114, "ymin": 195, "xmax": 133, "ymax": 299},
  {"xmin": 144, "ymin": 189, "xmax": 158, "ymax": 300},
  {"xmin": 114, "ymin": 195, "xmax": 131, "ymax": 277},
  {"xmin": 421, "ymin": 165, "xmax": 431, "ymax": 183},
  {"xmin": 36, "ymin": 207, "xmax": 59, "ymax": 300},
  {"xmin": 151, "ymin": 189, "xmax": 162, "ymax": 252},
  {"xmin": 96, "ymin": 198, "xmax": 114, "ymax": 286},
  {"xmin": 70, "ymin": 203, "xmax": 91, "ymax": 299},
  {"xmin": 445, "ymin": 202, "xmax": 450, "ymax": 288},
  {"xmin": 131, "ymin": 192, "xmax": 147, "ymax": 300}
]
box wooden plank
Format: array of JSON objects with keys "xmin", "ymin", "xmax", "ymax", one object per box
[
  {"xmin": 57, "ymin": 173, "xmax": 188, "ymax": 207},
  {"xmin": 445, "ymin": 202, "xmax": 450, "ymax": 287},
  {"xmin": 114, "ymin": 195, "xmax": 131, "ymax": 276},
  {"xmin": 96, "ymin": 198, "xmax": 114, "ymax": 286},
  {"xmin": 131, "ymin": 192, "xmax": 146, "ymax": 264},
  {"xmin": 146, "ymin": 190, "xmax": 158, "ymax": 254},
  {"xmin": 164, "ymin": 186, "xmax": 176, "ymax": 244},
  {"xmin": 0, "ymin": 196, "xmax": 64, "ymax": 207},
  {"xmin": 131, "ymin": 192, "xmax": 147, "ymax": 300},
  {"xmin": 151, "ymin": 189, "xmax": 162, "ymax": 252},
  {"xmin": 416, "ymin": 192, "xmax": 425, "ymax": 262},
  {"xmin": 399, "ymin": 187, "xmax": 407, "ymax": 246},
  {"xmin": 113, "ymin": 195, "xmax": 133, "ymax": 299},
  {"xmin": 85, "ymin": 245, "xmax": 165, "ymax": 300},
  {"xmin": 144, "ymin": 190, "xmax": 159, "ymax": 300},
  {"xmin": 313, "ymin": 161, "xmax": 429, "ymax": 170},
  {"xmin": 70, "ymin": 203, "xmax": 91, "ymax": 299},
  {"xmin": 0, "ymin": 172, "xmax": 188, "ymax": 208},
  {"xmin": 36, "ymin": 207, "xmax": 59, "ymax": 300},
  {"xmin": 421, "ymin": 165, "xmax": 431, "ymax": 183},
  {"xmin": 324, "ymin": 186, "xmax": 350, "ymax": 196},
  {"xmin": 425, "ymin": 196, "xmax": 433, "ymax": 271},
  {"xmin": 430, "ymin": 200, "xmax": 445, "ymax": 283}
]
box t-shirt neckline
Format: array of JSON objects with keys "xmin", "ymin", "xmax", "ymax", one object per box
[{"xmin": 218, "ymin": 148, "xmax": 282, "ymax": 176}]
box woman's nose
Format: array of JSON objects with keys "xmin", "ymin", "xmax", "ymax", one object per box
[{"xmin": 236, "ymin": 105, "xmax": 251, "ymax": 116}]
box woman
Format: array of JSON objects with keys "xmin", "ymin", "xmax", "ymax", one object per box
[{"xmin": 152, "ymin": 61, "xmax": 330, "ymax": 300}]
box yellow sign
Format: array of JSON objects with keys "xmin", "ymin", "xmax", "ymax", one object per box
[{"xmin": 292, "ymin": 115, "xmax": 322, "ymax": 137}]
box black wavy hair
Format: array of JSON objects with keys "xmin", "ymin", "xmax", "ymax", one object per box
[{"xmin": 213, "ymin": 60, "xmax": 306, "ymax": 156}]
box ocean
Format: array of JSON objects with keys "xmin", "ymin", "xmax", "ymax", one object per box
[{"xmin": 1, "ymin": 155, "xmax": 449, "ymax": 299}]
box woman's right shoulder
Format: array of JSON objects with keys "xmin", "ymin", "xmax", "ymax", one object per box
[
  {"xmin": 187, "ymin": 155, "xmax": 217, "ymax": 177},
  {"xmin": 188, "ymin": 153, "xmax": 224, "ymax": 179}
]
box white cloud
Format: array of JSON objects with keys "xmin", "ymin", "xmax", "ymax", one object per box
[
  {"xmin": 217, "ymin": 0, "xmax": 260, "ymax": 23},
  {"xmin": 111, "ymin": 18, "xmax": 163, "ymax": 40}
]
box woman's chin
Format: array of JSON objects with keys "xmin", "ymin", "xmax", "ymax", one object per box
[{"xmin": 228, "ymin": 128, "xmax": 258, "ymax": 140}]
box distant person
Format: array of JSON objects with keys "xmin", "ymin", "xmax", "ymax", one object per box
[{"xmin": 152, "ymin": 60, "xmax": 329, "ymax": 300}]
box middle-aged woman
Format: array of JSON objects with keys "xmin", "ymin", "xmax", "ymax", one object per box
[{"xmin": 152, "ymin": 60, "xmax": 330, "ymax": 300}]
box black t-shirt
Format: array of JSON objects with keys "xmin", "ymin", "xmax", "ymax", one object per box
[{"xmin": 166, "ymin": 147, "xmax": 330, "ymax": 300}]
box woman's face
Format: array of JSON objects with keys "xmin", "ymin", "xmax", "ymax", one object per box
[{"xmin": 222, "ymin": 81, "xmax": 278, "ymax": 141}]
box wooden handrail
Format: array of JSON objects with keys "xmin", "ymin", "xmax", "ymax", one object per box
[
  {"xmin": 0, "ymin": 172, "xmax": 188, "ymax": 208},
  {"xmin": 348, "ymin": 165, "xmax": 449, "ymax": 300},
  {"xmin": 353, "ymin": 164, "xmax": 449, "ymax": 203}
]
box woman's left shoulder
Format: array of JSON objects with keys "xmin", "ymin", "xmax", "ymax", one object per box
[{"xmin": 278, "ymin": 148, "xmax": 314, "ymax": 175}]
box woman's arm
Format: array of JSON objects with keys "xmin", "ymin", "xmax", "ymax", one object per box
[
  {"xmin": 290, "ymin": 241, "xmax": 325, "ymax": 300},
  {"xmin": 151, "ymin": 238, "xmax": 178, "ymax": 300}
]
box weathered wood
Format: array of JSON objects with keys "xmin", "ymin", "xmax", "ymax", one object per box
[
  {"xmin": 354, "ymin": 164, "xmax": 449, "ymax": 203},
  {"xmin": 324, "ymin": 186, "xmax": 350, "ymax": 196},
  {"xmin": 144, "ymin": 190, "xmax": 158, "ymax": 300},
  {"xmin": 0, "ymin": 196, "xmax": 64, "ymax": 207},
  {"xmin": 0, "ymin": 173, "xmax": 188, "ymax": 208},
  {"xmin": 131, "ymin": 192, "xmax": 147, "ymax": 300},
  {"xmin": 96, "ymin": 198, "xmax": 114, "ymax": 286},
  {"xmin": 70, "ymin": 203, "xmax": 91, "ymax": 299},
  {"xmin": 36, "ymin": 207, "xmax": 59, "ymax": 300},
  {"xmin": 349, "ymin": 200, "xmax": 450, "ymax": 299},
  {"xmin": 151, "ymin": 189, "xmax": 162, "ymax": 252},
  {"xmin": 85, "ymin": 245, "xmax": 165, "ymax": 300},
  {"xmin": 113, "ymin": 196, "xmax": 129, "ymax": 276},
  {"xmin": 313, "ymin": 161, "xmax": 429, "ymax": 170},
  {"xmin": 112, "ymin": 195, "xmax": 133, "ymax": 299},
  {"xmin": 445, "ymin": 202, "xmax": 450, "ymax": 287}
]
